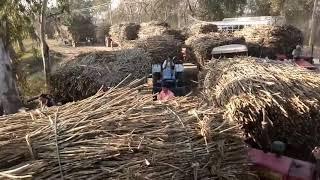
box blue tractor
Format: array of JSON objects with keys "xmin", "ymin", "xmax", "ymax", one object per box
[{"xmin": 151, "ymin": 57, "xmax": 198, "ymax": 98}]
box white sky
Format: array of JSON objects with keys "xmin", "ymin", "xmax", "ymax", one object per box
[
  {"xmin": 111, "ymin": 0, "xmax": 120, "ymax": 10},
  {"xmin": 48, "ymin": 0, "xmax": 57, "ymax": 7}
]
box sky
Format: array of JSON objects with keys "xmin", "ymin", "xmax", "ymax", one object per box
[
  {"xmin": 48, "ymin": 0, "xmax": 57, "ymax": 7},
  {"xmin": 111, "ymin": 0, "xmax": 120, "ymax": 10}
]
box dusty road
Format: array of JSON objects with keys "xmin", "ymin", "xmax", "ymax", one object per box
[{"xmin": 48, "ymin": 40, "xmax": 118, "ymax": 62}]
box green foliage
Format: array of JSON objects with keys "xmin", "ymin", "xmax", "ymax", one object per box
[
  {"xmin": 111, "ymin": 0, "xmax": 247, "ymax": 24},
  {"xmin": 247, "ymin": 0, "xmax": 314, "ymax": 19},
  {"xmin": 68, "ymin": 15, "xmax": 96, "ymax": 41},
  {"xmin": 56, "ymin": 0, "xmax": 111, "ymax": 41},
  {"xmin": 193, "ymin": 0, "xmax": 247, "ymax": 20},
  {"xmin": 0, "ymin": 0, "xmax": 35, "ymax": 43}
]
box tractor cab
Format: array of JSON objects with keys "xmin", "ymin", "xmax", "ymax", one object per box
[{"xmin": 211, "ymin": 44, "xmax": 248, "ymax": 59}]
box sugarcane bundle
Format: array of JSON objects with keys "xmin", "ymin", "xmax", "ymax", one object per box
[
  {"xmin": 165, "ymin": 29, "xmax": 187, "ymax": 41},
  {"xmin": 131, "ymin": 35, "xmax": 186, "ymax": 64},
  {"xmin": 49, "ymin": 48, "xmax": 152, "ymax": 103},
  {"xmin": 189, "ymin": 23, "xmax": 218, "ymax": 35},
  {"xmin": 234, "ymin": 25, "xmax": 303, "ymax": 58},
  {"xmin": 0, "ymin": 88, "xmax": 250, "ymax": 179},
  {"xmin": 138, "ymin": 21, "xmax": 170, "ymax": 39},
  {"xmin": 203, "ymin": 57, "xmax": 320, "ymax": 161},
  {"xmin": 185, "ymin": 33, "xmax": 245, "ymax": 66},
  {"xmin": 109, "ymin": 22, "xmax": 140, "ymax": 45}
]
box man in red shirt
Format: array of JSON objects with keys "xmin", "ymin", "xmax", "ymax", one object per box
[{"xmin": 157, "ymin": 82, "xmax": 175, "ymax": 101}]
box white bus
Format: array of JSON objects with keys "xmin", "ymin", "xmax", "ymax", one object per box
[{"xmin": 211, "ymin": 16, "xmax": 286, "ymax": 32}]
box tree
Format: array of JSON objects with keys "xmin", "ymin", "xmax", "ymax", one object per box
[
  {"xmin": 0, "ymin": 10, "xmax": 22, "ymax": 114},
  {"xmin": 0, "ymin": 0, "xmax": 69, "ymax": 114},
  {"xmin": 0, "ymin": 35, "xmax": 22, "ymax": 115},
  {"xmin": 40, "ymin": 0, "xmax": 51, "ymax": 89},
  {"xmin": 247, "ymin": 0, "xmax": 313, "ymax": 18},
  {"xmin": 191, "ymin": 0, "xmax": 247, "ymax": 20},
  {"xmin": 0, "ymin": 0, "xmax": 40, "ymax": 114},
  {"xmin": 37, "ymin": 0, "xmax": 69, "ymax": 89},
  {"xmin": 111, "ymin": 0, "xmax": 248, "ymax": 26}
]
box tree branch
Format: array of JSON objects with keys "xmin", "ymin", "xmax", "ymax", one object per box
[{"xmin": 186, "ymin": 0, "xmax": 195, "ymax": 16}]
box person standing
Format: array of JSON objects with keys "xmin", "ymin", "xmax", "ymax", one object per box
[
  {"xmin": 292, "ymin": 45, "xmax": 303, "ymax": 59},
  {"xmin": 105, "ymin": 36, "xmax": 113, "ymax": 48},
  {"xmin": 39, "ymin": 94, "xmax": 55, "ymax": 107},
  {"xmin": 312, "ymin": 146, "xmax": 320, "ymax": 179}
]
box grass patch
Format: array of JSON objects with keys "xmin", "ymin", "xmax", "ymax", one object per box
[{"xmin": 14, "ymin": 40, "xmax": 64, "ymax": 100}]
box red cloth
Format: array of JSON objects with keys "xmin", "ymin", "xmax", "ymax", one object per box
[
  {"xmin": 295, "ymin": 59, "xmax": 316, "ymax": 70},
  {"xmin": 248, "ymin": 148, "xmax": 292, "ymax": 175},
  {"xmin": 157, "ymin": 89, "xmax": 175, "ymax": 101},
  {"xmin": 248, "ymin": 148, "xmax": 315, "ymax": 180}
]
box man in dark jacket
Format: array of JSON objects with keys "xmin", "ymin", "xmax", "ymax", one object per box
[{"xmin": 39, "ymin": 94, "xmax": 55, "ymax": 107}]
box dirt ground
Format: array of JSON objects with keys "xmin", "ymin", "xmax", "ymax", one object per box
[{"xmin": 47, "ymin": 40, "xmax": 117, "ymax": 62}]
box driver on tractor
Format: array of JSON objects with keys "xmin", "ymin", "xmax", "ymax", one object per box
[
  {"xmin": 156, "ymin": 57, "xmax": 176, "ymax": 101},
  {"xmin": 157, "ymin": 81, "xmax": 175, "ymax": 101},
  {"xmin": 162, "ymin": 57, "xmax": 175, "ymax": 87}
]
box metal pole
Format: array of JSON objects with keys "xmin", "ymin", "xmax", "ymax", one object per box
[{"xmin": 309, "ymin": 0, "xmax": 319, "ymax": 57}]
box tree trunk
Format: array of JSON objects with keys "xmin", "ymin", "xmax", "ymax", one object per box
[
  {"xmin": 40, "ymin": 0, "xmax": 50, "ymax": 90},
  {"xmin": 279, "ymin": 0, "xmax": 286, "ymax": 16},
  {"xmin": 177, "ymin": 5, "xmax": 181, "ymax": 28},
  {"xmin": 18, "ymin": 39, "xmax": 25, "ymax": 52},
  {"xmin": 0, "ymin": 38, "xmax": 22, "ymax": 115},
  {"xmin": 186, "ymin": 0, "xmax": 195, "ymax": 16},
  {"xmin": 309, "ymin": 0, "xmax": 319, "ymax": 56}
]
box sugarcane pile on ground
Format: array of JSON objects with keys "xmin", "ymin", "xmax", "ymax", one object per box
[
  {"xmin": 130, "ymin": 35, "xmax": 187, "ymax": 64},
  {"xmin": 137, "ymin": 21, "xmax": 185, "ymax": 41},
  {"xmin": 138, "ymin": 21, "xmax": 170, "ymax": 39},
  {"xmin": 109, "ymin": 23, "xmax": 140, "ymax": 45},
  {"xmin": 203, "ymin": 57, "xmax": 320, "ymax": 161},
  {"xmin": 0, "ymin": 87, "xmax": 250, "ymax": 179},
  {"xmin": 185, "ymin": 33, "xmax": 245, "ymax": 66},
  {"xmin": 189, "ymin": 23, "xmax": 218, "ymax": 35},
  {"xmin": 49, "ymin": 48, "xmax": 151, "ymax": 103},
  {"xmin": 234, "ymin": 25, "xmax": 303, "ymax": 58}
]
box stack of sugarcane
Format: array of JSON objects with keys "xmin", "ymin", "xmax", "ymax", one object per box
[
  {"xmin": 137, "ymin": 21, "xmax": 185, "ymax": 41},
  {"xmin": 49, "ymin": 48, "xmax": 152, "ymax": 103},
  {"xmin": 189, "ymin": 23, "xmax": 218, "ymax": 35},
  {"xmin": 203, "ymin": 57, "xmax": 320, "ymax": 161},
  {"xmin": 185, "ymin": 33, "xmax": 245, "ymax": 66},
  {"xmin": 109, "ymin": 22, "xmax": 141, "ymax": 45},
  {"xmin": 131, "ymin": 35, "xmax": 184, "ymax": 64},
  {"xmin": 138, "ymin": 21, "xmax": 170, "ymax": 39},
  {"xmin": 234, "ymin": 25, "xmax": 303, "ymax": 58},
  {"xmin": 0, "ymin": 87, "xmax": 250, "ymax": 179}
]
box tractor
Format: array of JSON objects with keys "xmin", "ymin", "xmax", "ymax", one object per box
[{"xmin": 151, "ymin": 57, "xmax": 198, "ymax": 99}]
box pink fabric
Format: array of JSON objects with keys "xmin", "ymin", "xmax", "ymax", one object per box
[
  {"xmin": 248, "ymin": 148, "xmax": 292, "ymax": 175},
  {"xmin": 248, "ymin": 148, "xmax": 315, "ymax": 180},
  {"xmin": 295, "ymin": 59, "xmax": 316, "ymax": 69},
  {"xmin": 157, "ymin": 90, "xmax": 175, "ymax": 101}
]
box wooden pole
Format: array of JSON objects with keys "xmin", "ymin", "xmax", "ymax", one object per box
[{"xmin": 309, "ymin": 0, "xmax": 319, "ymax": 56}]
